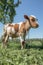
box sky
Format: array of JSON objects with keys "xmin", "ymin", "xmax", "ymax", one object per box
[{"xmin": 0, "ymin": 0, "xmax": 43, "ymax": 39}]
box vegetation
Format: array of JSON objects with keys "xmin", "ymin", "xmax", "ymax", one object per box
[
  {"xmin": 0, "ymin": 1, "xmax": 43, "ymax": 65},
  {"xmin": 0, "ymin": 39, "xmax": 43, "ymax": 65},
  {"xmin": 0, "ymin": 0, "xmax": 21, "ymax": 24}
]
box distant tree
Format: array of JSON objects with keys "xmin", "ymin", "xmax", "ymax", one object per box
[{"xmin": 0, "ymin": 0, "xmax": 21, "ymax": 24}]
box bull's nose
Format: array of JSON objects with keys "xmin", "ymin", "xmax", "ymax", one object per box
[{"xmin": 36, "ymin": 24, "xmax": 39, "ymax": 28}]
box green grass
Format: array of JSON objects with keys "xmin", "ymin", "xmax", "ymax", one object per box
[{"xmin": 0, "ymin": 39, "xmax": 43, "ymax": 65}]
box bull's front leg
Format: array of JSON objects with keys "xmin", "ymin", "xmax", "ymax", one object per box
[{"xmin": 19, "ymin": 35, "xmax": 25, "ymax": 49}]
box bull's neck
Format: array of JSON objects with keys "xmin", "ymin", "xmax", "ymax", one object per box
[{"xmin": 25, "ymin": 20, "xmax": 31, "ymax": 31}]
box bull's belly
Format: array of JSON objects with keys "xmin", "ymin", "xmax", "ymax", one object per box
[
  {"xmin": 9, "ymin": 33, "xmax": 19, "ymax": 38},
  {"xmin": 12, "ymin": 34, "xmax": 19, "ymax": 38}
]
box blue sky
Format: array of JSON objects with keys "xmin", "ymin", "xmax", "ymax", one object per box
[{"xmin": 0, "ymin": 0, "xmax": 43, "ymax": 38}]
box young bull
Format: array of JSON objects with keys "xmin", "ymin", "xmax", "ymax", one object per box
[{"xmin": 2, "ymin": 15, "xmax": 39, "ymax": 49}]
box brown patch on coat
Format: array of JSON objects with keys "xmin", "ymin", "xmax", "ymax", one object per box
[
  {"xmin": 8, "ymin": 24, "xmax": 19, "ymax": 32},
  {"xmin": 14, "ymin": 24, "xmax": 19, "ymax": 32}
]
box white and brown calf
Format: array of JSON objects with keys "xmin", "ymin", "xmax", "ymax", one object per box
[{"xmin": 2, "ymin": 15, "xmax": 39, "ymax": 49}]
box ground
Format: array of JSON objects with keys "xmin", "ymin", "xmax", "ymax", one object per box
[{"xmin": 0, "ymin": 39, "xmax": 43, "ymax": 65}]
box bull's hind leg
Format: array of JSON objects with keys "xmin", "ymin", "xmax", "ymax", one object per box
[
  {"xmin": 2, "ymin": 33, "xmax": 6, "ymax": 47},
  {"xmin": 4, "ymin": 35, "xmax": 9, "ymax": 46},
  {"xmin": 2, "ymin": 32, "xmax": 7, "ymax": 42},
  {"xmin": 2, "ymin": 35, "xmax": 9, "ymax": 48}
]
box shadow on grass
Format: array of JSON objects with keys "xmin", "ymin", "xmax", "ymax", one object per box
[
  {"xmin": 1, "ymin": 39, "xmax": 43, "ymax": 50},
  {"xmin": 4, "ymin": 40, "xmax": 43, "ymax": 50},
  {"xmin": 26, "ymin": 44, "xmax": 43, "ymax": 49}
]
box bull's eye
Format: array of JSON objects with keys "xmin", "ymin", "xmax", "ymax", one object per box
[{"xmin": 31, "ymin": 18, "xmax": 35, "ymax": 22}]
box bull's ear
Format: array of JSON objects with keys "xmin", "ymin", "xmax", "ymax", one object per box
[{"xmin": 24, "ymin": 15, "xmax": 29, "ymax": 20}]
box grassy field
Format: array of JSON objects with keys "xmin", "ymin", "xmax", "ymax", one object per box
[{"xmin": 0, "ymin": 39, "xmax": 43, "ymax": 65}]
